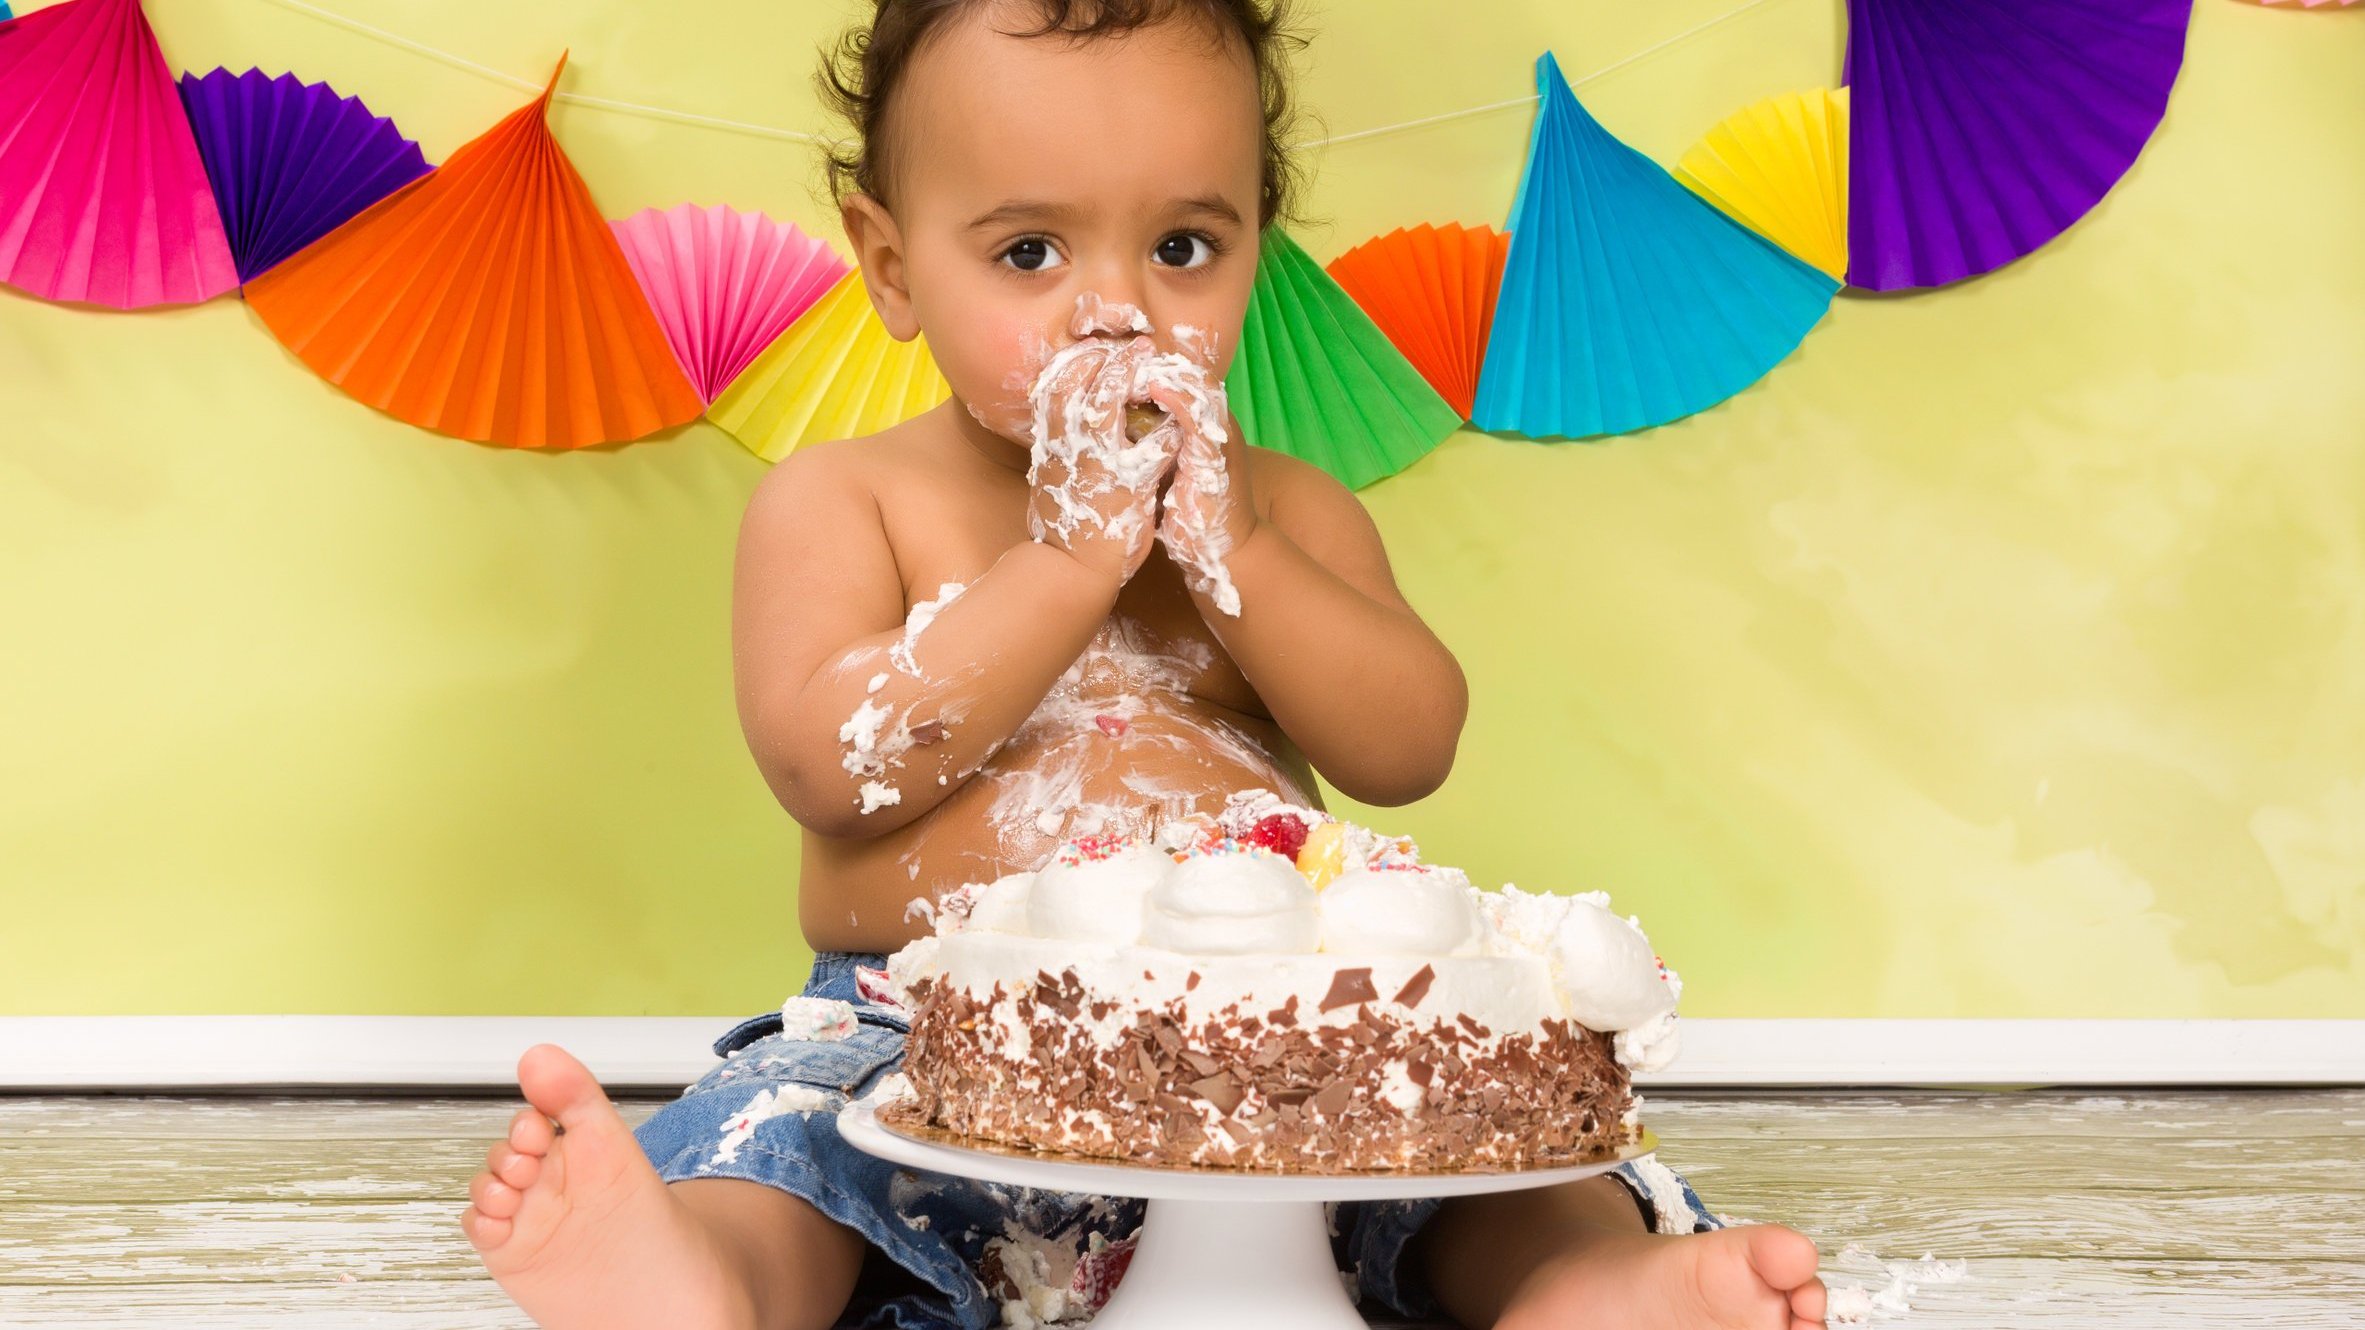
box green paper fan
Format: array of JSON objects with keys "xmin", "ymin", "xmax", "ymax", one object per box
[{"xmin": 1226, "ymin": 228, "xmax": 1462, "ymax": 490}]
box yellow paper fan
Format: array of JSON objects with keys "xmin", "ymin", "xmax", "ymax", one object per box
[
  {"xmin": 1675, "ymin": 88, "xmax": 1849, "ymax": 280},
  {"xmin": 707, "ymin": 268, "xmax": 949, "ymax": 462}
]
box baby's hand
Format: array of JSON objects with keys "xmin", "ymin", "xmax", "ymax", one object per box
[
  {"xmin": 1026, "ymin": 336, "xmax": 1178, "ymax": 587},
  {"xmin": 1145, "ymin": 357, "xmax": 1252, "ymax": 617}
]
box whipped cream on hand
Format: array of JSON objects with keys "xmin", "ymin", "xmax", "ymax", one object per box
[
  {"xmin": 1026, "ymin": 335, "xmax": 1177, "ymax": 586},
  {"xmin": 1142, "ymin": 352, "xmax": 1247, "ymax": 617},
  {"xmin": 1022, "ymin": 306, "xmax": 1248, "ymax": 615}
]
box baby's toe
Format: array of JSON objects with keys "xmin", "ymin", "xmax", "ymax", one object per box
[
  {"xmin": 486, "ymin": 1139, "xmax": 542, "ymax": 1191},
  {"xmin": 506, "ymin": 1104, "xmax": 555, "ymax": 1156},
  {"xmin": 469, "ymin": 1169, "xmax": 524, "ymax": 1221},
  {"xmin": 1789, "ymin": 1273, "xmax": 1826, "ymax": 1323},
  {"xmin": 1743, "ymin": 1224, "xmax": 1821, "ymax": 1293},
  {"xmin": 459, "ymin": 1204, "xmax": 511, "ymax": 1253}
]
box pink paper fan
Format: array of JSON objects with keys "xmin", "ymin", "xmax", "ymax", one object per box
[
  {"xmin": 0, "ymin": 0, "xmax": 238, "ymax": 307},
  {"xmin": 610, "ymin": 204, "xmax": 850, "ymax": 403}
]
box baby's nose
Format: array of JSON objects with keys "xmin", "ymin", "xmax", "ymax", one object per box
[{"xmin": 1068, "ymin": 291, "xmax": 1153, "ymax": 340}]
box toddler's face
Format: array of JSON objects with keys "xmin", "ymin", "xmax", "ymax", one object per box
[{"xmin": 847, "ymin": 4, "xmax": 1267, "ymax": 443}]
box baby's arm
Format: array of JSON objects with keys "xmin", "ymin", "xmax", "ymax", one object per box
[
  {"xmin": 733, "ymin": 343, "xmax": 1166, "ymax": 841},
  {"xmin": 1187, "ymin": 452, "xmax": 1468, "ymax": 805},
  {"xmin": 731, "ymin": 448, "xmax": 1123, "ymax": 841}
]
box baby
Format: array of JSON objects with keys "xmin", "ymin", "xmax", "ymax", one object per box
[{"xmin": 461, "ymin": 3, "xmax": 1823, "ymax": 1328}]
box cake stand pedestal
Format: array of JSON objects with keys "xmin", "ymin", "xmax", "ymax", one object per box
[{"xmin": 839, "ymin": 1097, "xmax": 1652, "ymax": 1330}]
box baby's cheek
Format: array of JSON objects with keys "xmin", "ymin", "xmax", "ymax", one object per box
[{"xmin": 975, "ymin": 320, "xmax": 1058, "ymax": 437}]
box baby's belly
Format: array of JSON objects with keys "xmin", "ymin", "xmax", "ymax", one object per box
[{"xmin": 802, "ymin": 697, "xmax": 1317, "ymax": 952}]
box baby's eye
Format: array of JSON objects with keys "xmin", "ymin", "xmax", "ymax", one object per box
[
  {"xmin": 999, "ymin": 237, "xmax": 1065, "ymax": 274},
  {"xmin": 1153, "ymin": 232, "xmax": 1219, "ymax": 270}
]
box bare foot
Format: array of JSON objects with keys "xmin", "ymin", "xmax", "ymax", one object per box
[
  {"xmin": 461, "ymin": 1044, "xmax": 757, "ymax": 1330},
  {"xmin": 1497, "ymin": 1224, "xmax": 1826, "ymax": 1330}
]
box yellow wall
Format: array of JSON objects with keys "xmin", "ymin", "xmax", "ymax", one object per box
[{"xmin": 2, "ymin": 0, "xmax": 2358, "ymax": 1018}]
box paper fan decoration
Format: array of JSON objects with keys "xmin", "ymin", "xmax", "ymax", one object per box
[
  {"xmin": 1472, "ymin": 53, "xmax": 1839, "ymax": 441},
  {"xmin": 0, "ymin": 5, "xmax": 14, "ymax": 21},
  {"xmin": 706, "ymin": 266, "xmax": 949, "ymax": 462},
  {"xmin": 1676, "ymin": 88, "xmax": 1849, "ymax": 281},
  {"xmin": 0, "ymin": 0, "xmax": 239, "ymax": 307},
  {"xmin": 611, "ymin": 204, "xmax": 849, "ymax": 403},
  {"xmin": 1226, "ymin": 228, "xmax": 1462, "ymax": 490},
  {"xmin": 1324, "ymin": 223, "xmax": 1512, "ymax": 420},
  {"xmin": 243, "ymin": 57, "xmax": 702, "ymax": 449},
  {"xmin": 1845, "ymin": 0, "xmax": 2192, "ymax": 291},
  {"xmin": 177, "ymin": 68, "xmax": 431, "ymax": 284}
]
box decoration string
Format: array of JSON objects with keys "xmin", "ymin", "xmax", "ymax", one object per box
[
  {"xmin": 1299, "ymin": 0, "xmax": 1798, "ymax": 149},
  {"xmin": 256, "ymin": 0, "xmax": 1800, "ymax": 153}
]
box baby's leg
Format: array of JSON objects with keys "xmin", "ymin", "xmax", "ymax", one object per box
[
  {"xmin": 463, "ymin": 1044, "xmax": 868, "ymax": 1330},
  {"xmin": 1416, "ymin": 1175, "xmax": 1825, "ymax": 1330}
]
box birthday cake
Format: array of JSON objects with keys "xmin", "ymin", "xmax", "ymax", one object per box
[{"xmin": 880, "ymin": 792, "xmax": 1680, "ymax": 1172}]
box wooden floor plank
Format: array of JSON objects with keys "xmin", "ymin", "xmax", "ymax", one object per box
[
  {"xmin": 0, "ymin": 1089, "xmax": 2358, "ymax": 1328},
  {"xmin": 8, "ymin": 1131, "xmax": 2358, "ymax": 1206}
]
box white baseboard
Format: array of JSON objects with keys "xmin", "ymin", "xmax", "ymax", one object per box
[{"xmin": 0, "ymin": 1017, "xmax": 2358, "ymax": 1092}]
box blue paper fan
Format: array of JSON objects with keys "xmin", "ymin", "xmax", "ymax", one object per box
[
  {"xmin": 0, "ymin": 5, "xmax": 14, "ymax": 22},
  {"xmin": 177, "ymin": 68, "xmax": 431, "ymax": 283},
  {"xmin": 1472, "ymin": 53, "xmax": 1840, "ymax": 440}
]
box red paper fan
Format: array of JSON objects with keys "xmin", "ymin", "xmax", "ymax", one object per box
[
  {"xmin": 243, "ymin": 57, "xmax": 702, "ymax": 448},
  {"xmin": 1325, "ymin": 223, "xmax": 1511, "ymax": 419}
]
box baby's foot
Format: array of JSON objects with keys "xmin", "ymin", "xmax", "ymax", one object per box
[
  {"xmin": 461, "ymin": 1044, "xmax": 756, "ymax": 1330},
  {"xmin": 1499, "ymin": 1224, "xmax": 1826, "ymax": 1330}
]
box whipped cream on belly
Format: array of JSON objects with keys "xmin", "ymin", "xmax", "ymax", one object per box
[{"xmin": 891, "ymin": 792, "xmax": 1683, "ymax": 1070}]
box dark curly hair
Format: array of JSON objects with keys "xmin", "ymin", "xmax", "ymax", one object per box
[{"xmin": 816, "ymin": 0, "xmax": 1313, "ymax": 230}]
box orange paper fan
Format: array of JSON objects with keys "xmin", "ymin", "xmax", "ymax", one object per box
[
  {"xmin": 244, "ymin": 56, "xmax": 702, "ymax": 449},
  {"xmin": 1325, "ymin": 223, "xmax": 1510, "ymax": 419}
]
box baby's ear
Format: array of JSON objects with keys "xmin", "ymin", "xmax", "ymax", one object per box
[{"xmin": 839, "ymin": 194, "xmax": 921, "ymax": 342}]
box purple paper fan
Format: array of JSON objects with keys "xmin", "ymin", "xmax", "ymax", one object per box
[
  {"xmin": 1845, "ymin": 0, "xmax": 2192, "ymax": 291},
  {"xmin": 177, "ymin": 68, "xmax": 432, "ymax": 284}
]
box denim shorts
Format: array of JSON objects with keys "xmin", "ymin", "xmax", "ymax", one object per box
[{"xmin": 633, "ymin": 951, "xmax": 1721, "ymax": 1330}]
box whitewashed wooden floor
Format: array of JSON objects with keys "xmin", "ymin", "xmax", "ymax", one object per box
[{"xmin": 0, "ymin": 1089, "xmax": 2358, "ymax": 1328}]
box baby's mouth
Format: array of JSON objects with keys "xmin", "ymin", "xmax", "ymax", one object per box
[{"xmin": 1124, "ymin": 403, "xmax": 1168, "ymax": 442}]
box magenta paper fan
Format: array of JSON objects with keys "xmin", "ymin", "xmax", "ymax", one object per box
[
  {"xmin": 0, "ymin": 0, "xmax": 239, "ymax": 307},
  {"xmin": 1845, "ymin": 0, "xmax": 2192, "ymax": 291},
  {"xmin": 610, "ymin": 204, "xmax": 850, "ymax": 403},
  {"xmin": 177, "ymin": 68, "xmax": 432, "ymax": 284}
]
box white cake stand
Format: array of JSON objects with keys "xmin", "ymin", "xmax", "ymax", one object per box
[{"xmin": 840, "ymin": 1097, "xmax": 1653, "ymax": 1330}]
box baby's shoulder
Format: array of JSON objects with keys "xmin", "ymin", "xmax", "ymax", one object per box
[
  {"xmin": 742, "ymin": 421, "xmax": 935, "ymax": 531},
  {"xmin": 1242, "ymin": 444, "xmax": 1368, "ymax": 530}
]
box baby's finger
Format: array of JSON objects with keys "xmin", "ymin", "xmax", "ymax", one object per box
[
  {"xmin": 1034, "ymin": 342, "xmax": 1108, "ymax": 420},
  {"xmin": 1144, "ymin": 369, "xmax": 1223, "ymax": 438},
  {"xmin": 1083, "ymin": 337, "xmax": 1154, "ymax": 438}
]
